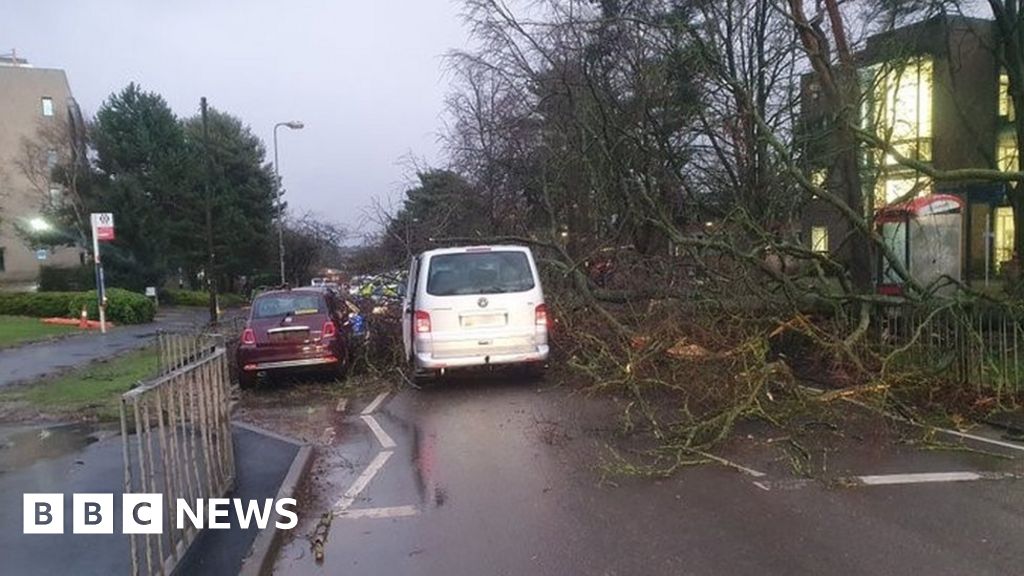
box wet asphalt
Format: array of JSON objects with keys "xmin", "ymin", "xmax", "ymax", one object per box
[
  {"xmin": 0, "ymin": 307, "xmax": 220, "ymax": 388},
  {"xmin": 0, "ymin": 423, "xmax": 298, "ymax": 576},
  {"xmin": 274, "ymin": 375, "xmax": 1024, "ymax": 576}
]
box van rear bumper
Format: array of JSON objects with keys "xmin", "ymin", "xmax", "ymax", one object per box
[{"xmin": 415, "ymin": 345, "xmax": 549, "ymax": 370}]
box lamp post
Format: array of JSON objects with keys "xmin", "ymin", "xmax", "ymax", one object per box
[{"xmin": 273, "ymin": 120, "xmax": 304, "ymax": 285}]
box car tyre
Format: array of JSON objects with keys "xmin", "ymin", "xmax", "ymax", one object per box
[{"xmin": 238, "ymin": 371, "xmax": 257, "ymax": 390}]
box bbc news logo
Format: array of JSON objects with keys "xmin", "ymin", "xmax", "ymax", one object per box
[{"xmin": 24, "ymin": 494, "xmax": 298, "ymax": 534}]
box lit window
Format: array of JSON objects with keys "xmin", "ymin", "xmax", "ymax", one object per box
[
  {"xmin": 1000, "ymin": 73, "xmax": 1016, "ymax": 121},
  {"xmin": 998, "ymin": 131, "xmax": 1019, "ymax": 172},
  {"xmin": 863, "ymin": 58, "xmax": 935, "ymax": 208},
  {"xmin": 863, "ymin": 58, "xmax": 934, "ymax": 165},
  {"xmin": 811, "ymin": 226, "xmax": 829, "ymax": 254},
  {"xmin": 995, "ymin": 206, "xmax": 1015, "ymax": 270},
  {"xmin": 810, "ymin": 169, "xmax": 827, "ymax": 187},
  {"xmin": 41, "ymin": 97, "xmax": 53, "ymax": 117},
  {"xmin": 875, "ymin": 173, "xmax": 931, "ymax": 208},
  {"xmin": 48, "ymin": 185, "xmax": 62, "ymax": 207}
]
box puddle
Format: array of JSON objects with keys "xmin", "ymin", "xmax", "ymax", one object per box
[{"xmin": 0, "ymin": 423, "xmax": 114, "ymax": 473}]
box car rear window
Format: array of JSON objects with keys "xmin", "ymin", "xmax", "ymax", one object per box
[
  {"xmin": 252, "ymin": 293, "xmax": 324, "ymax": 318},
  {"xmin": 426, "ymin": 251, "xmax": 535, "ymax": 296}
]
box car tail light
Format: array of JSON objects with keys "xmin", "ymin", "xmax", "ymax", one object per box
[
  {"xmin": 415, "ymin": 310, "xmax": 431, "ymax": 333},
  {"xmin": 322, "ymin": 320, "xmax": 337, "ymax": 339},
  {"xmin": 535, "ymin": 304, "xmax": 550, "ymax": 329},
  {"xmin": 241, "ymin": 328, "xmax": 256, "ymax": 345}
]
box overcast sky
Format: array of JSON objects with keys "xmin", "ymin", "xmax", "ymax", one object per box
[{"xmin": 1, "ymin": 0, "xmax": 468, "ymax": 240}]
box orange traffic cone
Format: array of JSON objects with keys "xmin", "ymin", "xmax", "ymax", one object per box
[{"xmin": 79, "ymin": 307, "xmax": 89, "ymax": 329}]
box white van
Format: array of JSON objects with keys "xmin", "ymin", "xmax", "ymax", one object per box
[{"xmin": 401, "ymin": 245, "xmax": 550, "ymax": 376}]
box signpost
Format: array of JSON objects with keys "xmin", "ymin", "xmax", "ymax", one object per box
[{"xmin": 90, "ymin": 213, "xmax": 115, "ymax": 333}]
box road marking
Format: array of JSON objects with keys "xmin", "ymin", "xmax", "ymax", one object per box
[
  {"xmin": 852, "ymin": 471, "xmax": 1021, "ymax": 486},
  {"xmin": 935, "ymin": 428, "xmax": 1024, "ymax": 454},
  {"xmin": 336, "ymin": 397, "xmax": 348, "ymax": 413},
  {"xmin": 335, "ymin": 450, "xmax": 394, "ymax": 512},
  {"xmin": 800, "ymin": 385, "xmax": 1024, "ymax": 455},
  {"xmin": 319, "ymin": 426, "xmax": 336, "ymax": 446},
  {"xmin": 335, "ymin": 505, "xmax": 419, "ymax": 520},
  {"xmin": 751, "ymin": 479, "xmax": 814, "ymax": 491},
  {"xmin": 699, "ymin": 452, "xmax": 766, "ymax": 478},
  {"xmin": 362, "ymin": 391, "xmax": 390, "ymax": 415},
  {"xmin": 856, "ymin": 472, "xmax": 982, "ymax": 485},
  {"xmin": 361, "ymin": 415, "xmax": 397, "ymax": 449}
]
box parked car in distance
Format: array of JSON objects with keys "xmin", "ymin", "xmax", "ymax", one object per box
[
  {"xmin": 401, "ymin": 245, "xmax": 550, "ymax": 379},
  {"xmin": 236, "ymin": 287, "xmax": 350, "ymax": 388}
]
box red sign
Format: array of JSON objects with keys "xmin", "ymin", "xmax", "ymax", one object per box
[{"xmin": 91, "ymin": 213, "xmax": 115, "ymax": 242}]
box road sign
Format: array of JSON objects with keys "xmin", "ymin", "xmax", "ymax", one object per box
[
  {"xmin": 35, "ymin": 249, "xmax": 48, "ymax": 261},
  {"xmin": 91, "ymin": 212, "xmax": 115, "ymax": 242}
]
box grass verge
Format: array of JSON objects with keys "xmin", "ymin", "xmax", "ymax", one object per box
[
  {"xmin": 0, "ymin": 315, "xmax": 83, "ymax": 348},
  {"xmin": 0, "ymin": 346, "xmax": 159, "ymax": 422}
]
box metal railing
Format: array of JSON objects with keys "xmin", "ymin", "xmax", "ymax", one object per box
[
  {"xmin": 120, "ymin": 343, "xmax": 235, "ymax": 576},
  {"xmin": 873, "ymin": 301, "xmax": 1023, "ymax": 397},
  {"xmin": 157, "ymin": 331, "xmax": 223, "ymax": 375}
]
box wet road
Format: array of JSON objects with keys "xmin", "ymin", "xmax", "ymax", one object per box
[{"xmin": 274, "ymin": 376, "xmax": 1024, "ymax": 576}]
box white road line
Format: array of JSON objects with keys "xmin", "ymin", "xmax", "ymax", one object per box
[
  {"xmin": 800, "ymin": 384, "xmax": 1024, "ymax": 455},
  {"xmin": 334, "ymin": 450, "xmax": 394, "ymax": 512},
  {"xmin": 335, "ymin": 505, "xmax": 419, "ymax": 520},
  {"xmin": 361, "ymin": 391, "xmax": 390, "ymax": 415},
  {"xmin": 702, "ymin": 453, "xmax": 766, "ymax": 478},
  {"xmin": 935, "ymin": 428, "xmax": 1024, "ymax": 454},
  {"xmin": 853, "ymin": 471, "xmax": 1017, "ymax": 486},
  {"xmin": 319, "ymin": 426, "xmax": 336, "ymax": 446},
  {"xmin": 361, "ymin": 414, "xmax": 397, "ymax": 449}
]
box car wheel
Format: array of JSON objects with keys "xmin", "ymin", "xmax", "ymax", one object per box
[
  {"xmin": 331, "ymin": 359, "xmax": 348, "ymax": 382},
  {"xmin": 238, "ymin": 370, "xmax": 257, "ymax": 390}
]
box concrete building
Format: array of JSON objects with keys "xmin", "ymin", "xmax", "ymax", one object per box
[
  {"xmin": 800, "ymin": 16, "xmax": 1013, "ymax": 287},
  {"xmin": 0, "ymin": 53, "xmax": 86, "ymax": 289}
]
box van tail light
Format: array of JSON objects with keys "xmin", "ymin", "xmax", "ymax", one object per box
[
  {"xmin": 322, "ymin": 320, "xmax": 337, "ymax": 339},
  {"xmin": 415, "ymin": 310, "xmax": 432, "ymax": 333},
  {"xmin": 535, "ymin": 304, "xmax": 550, "ymax": 330},
  {"xmin": 241, "ymin": 328, "xmax": 256, "ymax": 345}
]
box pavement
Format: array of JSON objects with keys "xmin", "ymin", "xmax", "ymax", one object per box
[
  {"xmin": 0, "ymin": 422, "xmax": 299, "ymax": 576},
  {"xmin": 273, "ymin": 374, "xmax": 1024, "ymax": 576},
  {"xmin": 0, "ymin": 307, "xmax": 224, "ymax": 388}
]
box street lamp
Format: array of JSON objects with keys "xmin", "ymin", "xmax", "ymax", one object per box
[
  {"xmin": 273, "ymin": 120, "xmax": 304, "ymax": 285},
  {"xmin": 28, "ymin": 217, "xmax": 52, "ymax": 233}
]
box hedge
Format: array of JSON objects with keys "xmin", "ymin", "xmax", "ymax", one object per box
[
  {"xmin": 0, "ymin": 289, "xmax": 156, "ymax": 324},
  {"xmin": 0, "ymin": 292, "xmax": 81, "ymax": 318},
  {"xmin": 67, "ymin": 288, "xmax": 156, "ymax": 325},
  {"xmin": 160, "ymin": 289, "xmax": 248, "ymax": 308},
  {"xmin": 38, "ymin": 265, "xmax": 96, "ymax": 292}
]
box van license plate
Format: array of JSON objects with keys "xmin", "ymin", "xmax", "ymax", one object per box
[{"xmin": 461, "ymin": 314, "xmax": 504, "ymax": 328}]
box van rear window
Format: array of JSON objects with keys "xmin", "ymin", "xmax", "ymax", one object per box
[{"xmin": 426, "ymin": 251, "xmax": 535, "ymax": 296}]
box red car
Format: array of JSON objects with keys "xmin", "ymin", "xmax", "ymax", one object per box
[{"xmin": 237, "ymin": 287, "xmax": 351, "ymax": 388}]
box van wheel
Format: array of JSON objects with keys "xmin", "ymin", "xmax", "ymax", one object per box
[
  {"xmin": 401, "ymin": 362, "xmax": 430, "ymax": 389},
  {"xmin": 521, "ymin": 363, "xmax": 547, "ymax": 382},
  {"xmin": 238, "ymin": 371, "xmax": 257, "ymax": 390}
]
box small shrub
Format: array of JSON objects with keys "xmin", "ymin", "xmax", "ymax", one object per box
[
  {"xmin": 0, "ymin": 292, "xmax": 80, "ymax": 318},
  {"xmin": 67, "ymin": 288, "xmax": 156, "ymax": 324}
]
